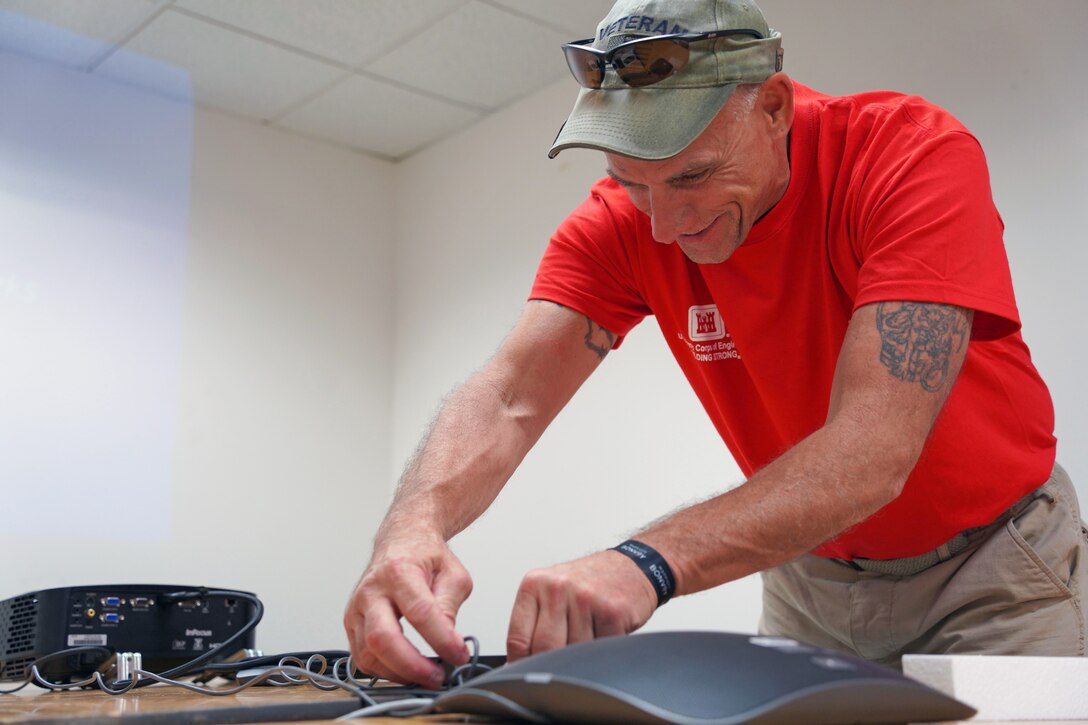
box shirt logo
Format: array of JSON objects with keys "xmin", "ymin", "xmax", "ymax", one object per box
[
  {"xmin": 689, "ymin": 305, "xmax": 726, "ymax": 341},
  {"xmin": 681, "ymin": 305, "xmax": 739, "ymax": 363}
]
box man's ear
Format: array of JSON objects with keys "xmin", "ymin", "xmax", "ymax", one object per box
[{"xmin": 759, "ymin": 72, "xmax": 794, "ymax": 139}]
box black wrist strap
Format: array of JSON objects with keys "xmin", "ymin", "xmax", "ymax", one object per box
[{"xmin": 611, "ymin": 539, "xmax": 676, "ymax": 607}]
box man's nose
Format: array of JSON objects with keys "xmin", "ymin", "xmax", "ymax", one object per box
[{"xmin": 647, "ymin": 190, "xmax": 687, "ymax": 244}]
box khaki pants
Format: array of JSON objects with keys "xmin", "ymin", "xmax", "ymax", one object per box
[{"xmin": 760, "ymin": 463, "xmax": 1088, "ymax": 668}]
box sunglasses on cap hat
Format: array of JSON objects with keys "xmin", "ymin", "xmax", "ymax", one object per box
[{"xmin": 562, "ymin": 28, "xmax": 765, "ymax": 89}]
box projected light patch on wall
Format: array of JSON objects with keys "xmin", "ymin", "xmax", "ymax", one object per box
[{"xmin": 0, "ymin": 11, "xmax": 192, "ymax": 539}]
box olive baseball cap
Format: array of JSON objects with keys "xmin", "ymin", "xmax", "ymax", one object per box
[{"xmin": 548, "ymin": 0, "xmax": 782, "ymax": 160}]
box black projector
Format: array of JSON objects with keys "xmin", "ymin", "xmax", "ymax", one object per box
[{"xmin": 0, "ymin": 585, "xmax": 258, "ymax": 682}]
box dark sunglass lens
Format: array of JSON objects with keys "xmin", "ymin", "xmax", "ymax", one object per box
[
  {"xmin": 563, "ymin": 46, "xmax": 604, "ymax": 88},
  {"xmin": 615, "ymin": 38, "xmax": 690, "ymax": 88}
]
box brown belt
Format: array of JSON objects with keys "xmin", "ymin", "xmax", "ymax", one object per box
[{"xmin": 837, "ymin": 485, "xmax": 1051, "ymax": 577}]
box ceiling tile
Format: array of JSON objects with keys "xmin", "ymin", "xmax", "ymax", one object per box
[
  {"xmin": 366, "ymin": 0, "xmax": 571, "ymax": 110},
  {"xmin": 0, "ymin": 0, "xmax": 164, "ymax": 68},
  {"xmin": 174, "ymin": 0, "xmax": 466, "ymax": 68},
  {"xmin": 276, "ymin": 74, "xmax": 481, "ymax": 160},
  {"xmin": 2, "ymin": 0, "xmax": 630, "ymax": 160},
  {"xmin": 94, "ymin": 8, "xmax": 345, "ymax": 119},
  {"xmin": 487, "ymin": 0, "xmax": 615, "ymax": 37}
]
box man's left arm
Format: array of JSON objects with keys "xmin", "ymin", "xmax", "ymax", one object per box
[{"xmin": 506, "ymin": 300, "xmax": 972, "ymax": 659}]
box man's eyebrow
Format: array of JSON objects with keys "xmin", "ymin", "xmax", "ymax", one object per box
[
  {"xmin": 666, "ymin": 162, "xmax": 713, "ymax": 184},
  {"xmin": 606, "ymin": 162, "xmax": 714, "ymax": 187},
  {"xmin": 605, "ymin": 168, "xmax": 633, "ymax": 186}
]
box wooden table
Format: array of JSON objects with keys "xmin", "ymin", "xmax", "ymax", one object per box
[
  {"xmin": 0, "ymin": 684, "xmax": 463, "ymax": 724},
  {"xmin": 2, "ymin": 681, "xmax": 1084, "ymax": 724}
]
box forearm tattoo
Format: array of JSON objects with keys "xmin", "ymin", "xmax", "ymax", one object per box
[
  {"xmin": 875, "ymin": 301, "xmax": 969, "ymax": 392},
  {"xmin": 583, "ymin": 318, "xmax": 616, "ymax": 359}
]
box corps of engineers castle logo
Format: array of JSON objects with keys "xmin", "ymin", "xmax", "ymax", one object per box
[{"xmin": 683, "ymin": 304, "xmax": 740, "ymax": 362}]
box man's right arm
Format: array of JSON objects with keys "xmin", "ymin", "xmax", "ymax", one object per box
[{"xmin": 343, "ymin": 299, "xmax": 615, "ymax": 687}]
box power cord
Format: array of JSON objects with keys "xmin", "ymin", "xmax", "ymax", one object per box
[
  {"xmin": 0, "ymin": 646, "xmax": 112, "ymax": 694},
  {"xmin": 147, "ymin": 588, "xmax": 264, "ymax": 683}
]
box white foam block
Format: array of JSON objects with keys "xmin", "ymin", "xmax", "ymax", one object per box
[{"xmin": 903, "ymin": 654, "xmax": 1088, "ymax": 721}]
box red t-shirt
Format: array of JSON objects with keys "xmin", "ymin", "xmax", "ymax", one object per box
[{"xmin": 530, "ymin": 82, "xmax": 1056, "ymax": 559}]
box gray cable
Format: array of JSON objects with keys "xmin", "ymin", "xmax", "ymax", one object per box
[
  {"xmin": 334, "ymin": 697, "xmax": 437, "ymax": 721},
  {"xmin": 0, "ymin": 679, "xmax": 31, "ymax": 695}
]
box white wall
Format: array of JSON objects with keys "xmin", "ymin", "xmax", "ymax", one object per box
[
  {"xmin": 1, "ymin": 83, "xmax": 396, "ymax": 653},
  {"xmin": 392, "ymin": 0, "xmax": 1088, "ymax": 656},
  {"xmin": 171, "ymin": 109, "xmax": 395, "ymax": 651}
]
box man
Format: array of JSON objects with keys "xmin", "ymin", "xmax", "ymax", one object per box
[{"xmin": 344, "ymin": 0, "xmax": 1087, "ymax": 687}]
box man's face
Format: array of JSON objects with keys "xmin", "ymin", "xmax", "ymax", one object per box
[{"xmin": 605, "ymin": 89, "xmax": 788, "ymax": 265}]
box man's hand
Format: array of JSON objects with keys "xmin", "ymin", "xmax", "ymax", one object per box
[
  {"xmin": 343, "ymin": 532, "xmax": 473, "ymax": 688},
  {"xmin": 506, "ymin": 550, "xmax": 659, "ymax": 661}
]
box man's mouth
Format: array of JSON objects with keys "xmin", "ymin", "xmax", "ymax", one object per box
[{"xmin": 678, "ymin": 214, "xmax": 724, "ymax": 245}]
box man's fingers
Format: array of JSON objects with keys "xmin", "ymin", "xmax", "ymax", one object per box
[
  {"xmin": 426, "ymin": 560, "xmax": 473, "ymax": 665},
  {"xmin": 396, "ymin": 568, "xmax": 470, "ymax": 669},
  {"xmin": 506, "ymin": 551, "xmax": 662, "ymax": 662},
  {"xmin": 344, "ymin": 536, "xmax": 478, "ymax": 689},
  {"xmin": 351, "ymin": 650, "xmax": 399, "ymax": 683},
  {"xmin": 506, "ymin": 583, "xmax": 540, "ymax": 661},
  {"xmin": 364, "ymin": 601, "xmax": 446, "ymax": 688},
  {"xmin": 529, "ymin": 578, "xmax": 569, "ymax": 655},
  {"xmin": 343, "ymin": 593, "xmax": 374, "ymax": 673},
  {"xmin": 433, "ymin": 559, "xmax": 473, "ymax": 619},
  {"xmin": 566, "ymin": 593, "xmax": 595, "ymax": 644},
  {"xmin": 508, "ymin": 570, "xmax": 577, "ymax": 660}
]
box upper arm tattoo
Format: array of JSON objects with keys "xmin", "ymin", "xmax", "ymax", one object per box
[
  {"xmin": 875, "ymin": 302, "xmax": 970, "ymax": 393},
  {"xmin": 528, "ymin": 300, "xmax": 615, "ymax": 360},
  {"xmin": 583, "ymin": 318, "xmax": 615, "ymax": 359}
]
